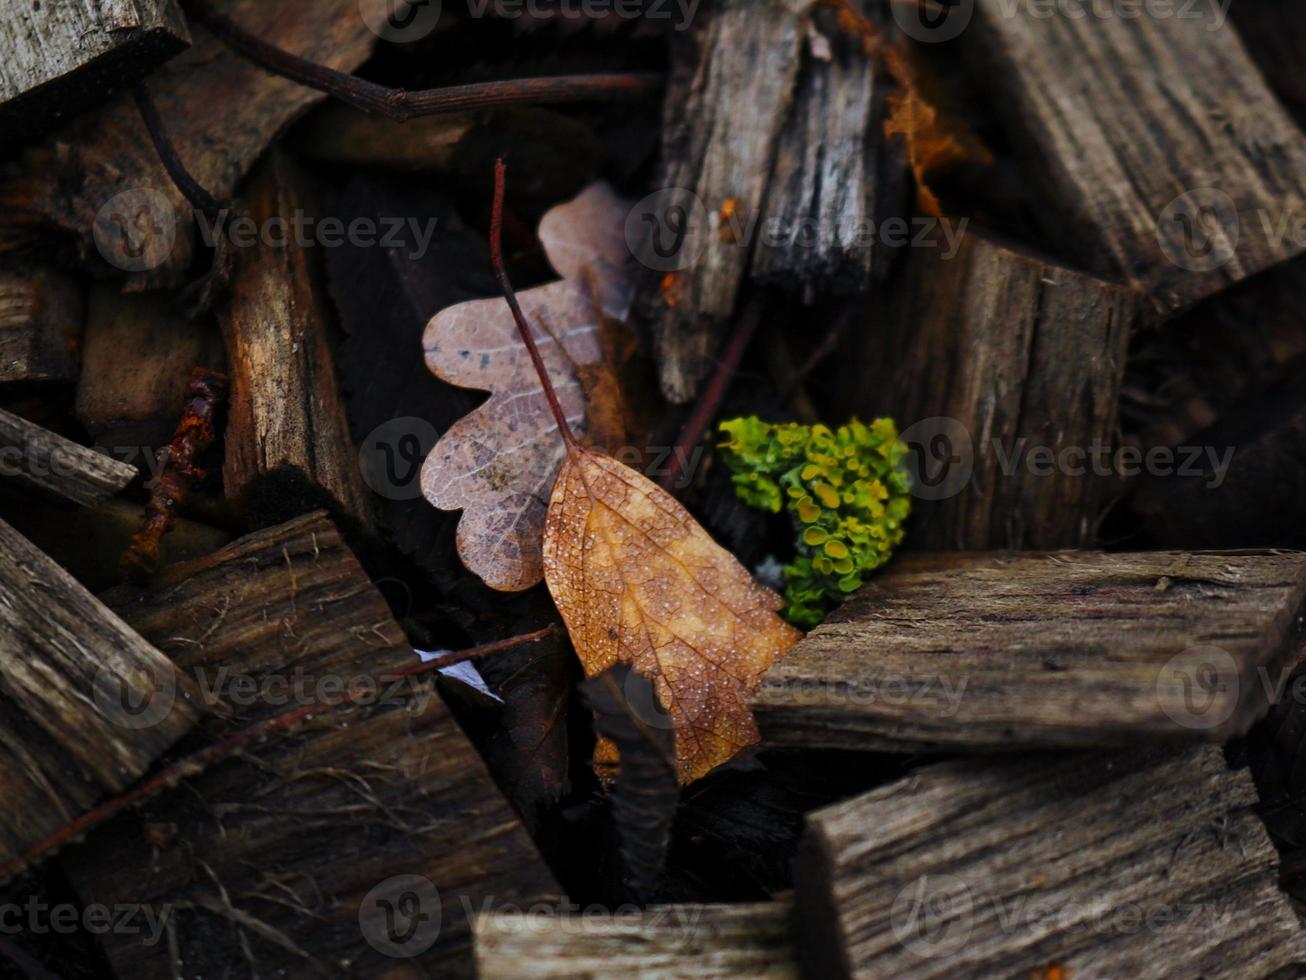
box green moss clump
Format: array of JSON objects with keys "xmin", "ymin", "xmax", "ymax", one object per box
[{"xmin": 718, "ymin": 416, "xmax": 911, "ymax": 629}]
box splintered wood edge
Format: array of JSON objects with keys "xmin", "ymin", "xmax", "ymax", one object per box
[
  {"xmin": 474, "ymin": 901, "xmax": 799, "ymax": 979},
  {"xmin": 751, "ymin": 550, "xmax": 1306, "ymax": 751},
  {"xmin": 0, "ymin": 407, "xmax": 137, "ymax": 507}
]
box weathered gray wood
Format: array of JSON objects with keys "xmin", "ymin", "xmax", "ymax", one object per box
[
  {"xmin": 0, "ymin": 0, "xmax": 379, "ymax": 288},
  {"xmin": 753, "ymin": 550, "xmax": 1306, "ymax": 752},
  {"xmin": 849, "ymin": 233, "xmax": 1137, "ymax": 550},
  {"xmin": 70, "ymin": 512, "xmax": 559, "ymax": 977},
  {"xmin": 75, "ymin": 283, "xmax": 225, "ymax": 457},
  {"xmin": 796, "ymin": 746, "xmax": 1303, "ymax": 979},
  {"xmin": 0, "ymin": 266, "xmax": 84, "ymax": 384},
  {"xmin": 0, "ymin": 515, "xmax": 198, "ymax": 877},
  {"xmin": 636, "ymin": 0, "xmax": 806, "ymax": 402},
  {"xmin": 967, "ymin": 0, "xmax": 1306, "ymax": 313},
  {"xmin": 0, "ymin": 0, "xmax": 189, "ymax": 143},
  {"xmin": 0, "ymin": 406, "xmax": 136, "ymax": 507},
  {"xmin": 476, "ymin": 901, "xmax": 798, "ymax": 979},
  {"xmin": 751, "ymin": 2, "xmax": 897, "ymax": 300},
  {"xmin": 220, "ymin": 152, "xmax": 372, "ymax": 530}
]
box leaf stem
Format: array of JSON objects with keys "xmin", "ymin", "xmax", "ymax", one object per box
[
  {"xmin": 491, "ymin": 158, "xmax": 579, "ymax": 448},
  {"xmin": 183, "ymin": 0, "xmax": 661, "ymax": 122}
]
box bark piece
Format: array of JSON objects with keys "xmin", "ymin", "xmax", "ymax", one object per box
[
  {"xmin": 70, "ymin": 512, "xmax": 560, "ymax": 977},
  {"xmin": 0, "ymin": 515, "xmax": 198, "ymax": 876},
  {"xmin": 220, "ymin": 152, "xmax": 372, "ymax": 531},
  {"xmin": 476, "ymin": 901, "xmax": 799, "ymax": 979},
  {"xmin": 0, "ymin": 0, "xmax": 379, "ymax": 287},
  {"xmin": 850, "ymin": 233, "xmax": 1137, "ymax": 550},
  {"xmin": 0, "ymin": 0, "xmax": 189, "ymax": 143},
  {"xmin": 637, "ymin": 0, "xmax": 806, "ymax": 402},
  {"xmin": 75, "ymin": 283, "xmax": 225, "ymax": 457},
  {"xmin": 796, "ymin": 746, "xmax": 1303, "ymax": 979},
  {"xmin": 751, "ymin": 3, "xmax": 897, "ymax": 299},
  {"xmin": 967, "ymin": 0, "xmax": 1306, "ymax": 313},
  {"xmin": 753, "ymin": 550, "xmax": 1306, "ymax": 752},
  {"xmin": 0, "ymin": 266, "xmax": 84, "ymax": 385},
  {"xmin": 0, "ymin": 406, "xmax": 136, "ymax": 507}
]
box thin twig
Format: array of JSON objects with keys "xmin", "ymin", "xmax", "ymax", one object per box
[
  {"xmin": 183, "ymin": 0, "xmax": 661, "ymax": 122},
  {"xmin": 491, "ymin": 158, "xmax": 578, "ymax": 447},
  {"xmin": 0, "ymin": 625, "xmax": 558, "ymax": 881},
  {"xmin": 132, "ymin": 83, "xmax": 223, "ymax": 216},
  {"xmin": 658, "ymin": 299, "xmax": 766, "ymax": 493}
]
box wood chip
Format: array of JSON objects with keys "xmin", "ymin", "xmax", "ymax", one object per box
[
  {"xmin": 754, "ymin": 550, "xmax": 1306, "ymax": 752},
  {"xmin": 0, "ymin": 405, "xmax": 136, "ymax": 507}
]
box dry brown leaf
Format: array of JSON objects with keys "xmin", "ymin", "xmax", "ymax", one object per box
[
  {"xmin": 545, "ymin": 445, "xmax": 802, "ymax": 784},
  {"xmin": 421, "ymin": 183, "xmax": 635, "ymax": 591}
]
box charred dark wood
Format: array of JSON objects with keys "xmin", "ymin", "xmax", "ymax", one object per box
[
  {"xmin": 796, "ymin": 746, "xmax": 1303, "ymax": 978},
  {"xmin": 0, "ymin": 266, "xmax": 84, "ymax": 385},
  {"xmin": 753, "ymin": 550, "xmax": 1306, "ymax": 752},
  {"xmin": 220, "ymin": 152, "xmax": 372, "ymax": 531},
  {"xmin": 476, "ymin": 900, "xmax": 799, "ymax": 979},
  {"xmin": 0, "ymin": 0, "xmax": 190, "ymax": 143},
  {"xmin": 0, "ymin": 515, "xmax": 199, "ymax": 877},
  {"xmin": 965, "ymin": 0, "xmax": 1306, "ymax": 314},
  {"xmin": 69, "ymin": 512, "xmax": 560, "ymax": 977},
  {"xmin": 848, "ymin": 233, "xmax": 1137, "ymax": 550},
  {"xmin": 0, "ymin": 406, "xmax": 136, "ymax": 507},
  {"xmin": 75, "ymin": 283, "xmax": 225, "ymax": 459},
  {"xmin": 635, "ymin": 0, "xmax": 805, "ymax": 402}
]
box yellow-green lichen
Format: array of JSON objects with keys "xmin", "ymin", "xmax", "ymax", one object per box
[{"xmin": 718, "ymin": 416, "xmax": 911, "ymax": 629}]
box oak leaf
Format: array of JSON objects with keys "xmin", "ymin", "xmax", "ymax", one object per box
[
  {"xmin": 546, "ymin": 445, "xmax": 803, "ymax": 783},
  {"xmin": 421, "ymin": 183, "xmax": 635, "ymax": 591}
]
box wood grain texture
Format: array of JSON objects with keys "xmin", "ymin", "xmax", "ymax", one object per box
[
  {"xmin": 75, "ymin": 283, "xmax": 225, "ymax": 456},
  {"xmin": 0, "ymin": 266, "xmax": 84, "ymax": 384},
  {"xmin": 0, "ymin": 0, "xmax": 379, "ymax": 287},
  {"xmin": 220, "ymin": 152, "xmax": 372, "ymax": 531},
  {"xmin": 752, "ymin": 2, "xmax": 897, "ymax": 300},
  {"xmin": 753, "ymin": 550, "xmax": 1306, "ymax": 752},
  {"xmin": 967, "ymin": 0, "xmax": 1306, "ymax": 313},
  {"xmin": 476, "ymin": 901, "xmax": 799, "ymax": 979},
  {"xmin": 638, "ymin": 0, "xmax": 805, "ymax": 402},
  {"xmin": 850, "ymin": 233, "xmax": 1138, "ymax": 550},
  {"xmin": 795, "ymin": 747, "xmax": 1303, "ymax": 979},
  {"xmin": 0, "ymin": 515, "xmax": 198, "ymax": 876},
  {"xmin": 0, "ymin": 406, "xmax": 136, "ymax": 507},
  {"xmin": 0, "ymin": 0, "xmax": 189, "ymax": 143},
  {"xmin": 72, "ymin": 512, "xmax": 560, "ymax": 977}
]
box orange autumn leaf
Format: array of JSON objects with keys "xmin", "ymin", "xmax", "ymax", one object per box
[
  {"xmin": 483, "ymin": 160, "xmax": 800, "ymax": 784},
  {"xmin": 543, "ymin": 445, "xmax": 802, "ymax": 784}
]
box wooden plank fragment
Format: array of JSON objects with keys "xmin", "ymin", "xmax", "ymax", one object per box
[
  {"xmin": 0, "ymin": 266, "xmax": 84, "ymax": 384},
  {"xmin": 849, "ymin": 233, "xmax": 1138, "ymax": 550},
  {"xmin": 751, "ymin": 2, "xmax": 897, "ymax": 300},
  {"xmin": 0, "ymin": 406, "xmax": 136, "ymax": 507},
  {"xmin": 753, "ymin": 550, "xmax": 1306, "ymax": 752},
  {"xmin": 0, "ymin": 0, "xmax": 190, "ymax": 143},
  {"xmin": 75, "ymin": 283, "xmax": 225, "ymax": 456},
  {"xmin": 966, "ymin": 0, "xmax": 1306, "ymax": 313},
  {"xmin": 795, "ymin": 747, "xmax": 1303, "ymax": 979},
  {"xmin": 68, "ymin": 512, "xmax": 559, "ymax": 977},
  {"xmin": 0, "ymin": 516, "xmax": 198, "ymax": 877},
  {"xmin": 476, "ymin": 901, "xmax": 799, "ymax": 979},
  {"xmin": 635, "ymin": 0, "xmax": 806, "ymax": 402},
  {"xmin": 0, "ymin": 0, "xmax": 380, "ymax": 288},
  {"xmin": 220, "ymin": 152, "xmax": 373, "ymax": 531}
]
